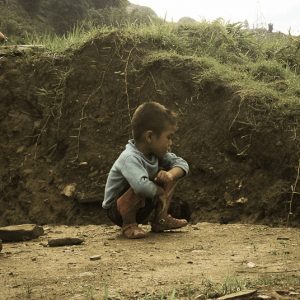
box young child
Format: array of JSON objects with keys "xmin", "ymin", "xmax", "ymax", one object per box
[{"xmin": 102, "ymin": 101, "xmax": 189, "ymax": 239}]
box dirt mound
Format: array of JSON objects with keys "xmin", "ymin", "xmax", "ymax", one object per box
[{"xmin": 0, "ymin": 32, "xmax": 299, "ymax": 227}]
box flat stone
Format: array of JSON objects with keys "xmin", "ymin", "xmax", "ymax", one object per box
[
  {"xmin": 90, "ymin": 255, "xmax": 101, "ymax": 261},
  {"xmin": 257, "ymin": 295, "xmax": 271, "ymax": 299},
  {"xmin": 217, "ymin": 290, "xmax": 257, "ymax": 300},
  {"xmin": 48, "ymin": 237, "xmax": 84, "ymax": 247},
  {"xmin": 78, "ymin": 272, "xmax": 94, "ymax": 277},
  {"xmin": 0, "ymin": 224, "xmax": 44, "ymax": 242}
]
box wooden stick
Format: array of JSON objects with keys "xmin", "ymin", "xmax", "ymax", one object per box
[{"xmin": 287, "ymin": 159, "xmax": 300, "ymax": 227}]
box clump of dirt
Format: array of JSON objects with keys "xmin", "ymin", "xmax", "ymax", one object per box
[{"xmin": 0, "ymin": 32, "xmax": 299, "ymax": 227}]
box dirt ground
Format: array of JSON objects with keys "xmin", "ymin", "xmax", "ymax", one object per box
[{"xmin": 1, "ymin": 223, "xmax": 299, "ymax": 300}]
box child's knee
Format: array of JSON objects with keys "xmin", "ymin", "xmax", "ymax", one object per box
[{"xmin": 116, "ymin": 188, "xmax": 145, "ymax": 213}]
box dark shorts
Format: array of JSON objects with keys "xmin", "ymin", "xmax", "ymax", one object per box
[{"xmin": 106, "ymin": 197, "xmax": 155, "ymax": 227}]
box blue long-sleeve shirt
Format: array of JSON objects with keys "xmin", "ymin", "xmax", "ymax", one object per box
[{"xmin": 102, "ymin": 139, "xmax": 189, "ymax": 209}]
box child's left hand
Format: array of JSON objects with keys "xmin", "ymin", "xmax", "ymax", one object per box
[{"xmin": 154, "ymin": 170, "xmax": 174, "ymax": 185}]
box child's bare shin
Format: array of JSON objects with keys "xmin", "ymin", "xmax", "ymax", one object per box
[{"xmin": 116, "ymin": 188, "xmax": 145, "ymax": 225}]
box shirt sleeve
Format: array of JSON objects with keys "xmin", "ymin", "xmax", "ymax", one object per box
[
  {"xmin": 120, "ymin": 155, "xmax": 157, "ymax": 198},
  {"xmin": 159, "ymin": 152, "xmax": 189, "ymax": 175}
]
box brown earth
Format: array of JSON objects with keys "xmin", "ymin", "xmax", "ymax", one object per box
[
  {"xmin": 0, "ymin": 32, "xmax": 299, "ymax": 229},
  {"xmin": 1, "ymin": 223, "xmax": 300, "ymax": 299}
]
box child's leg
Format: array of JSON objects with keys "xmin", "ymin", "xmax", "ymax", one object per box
[
  {"xmin": 154, "ymin": 181, "xmax": 178, "ymax": 220},
  {"xmin": 116, "ymin": 188, "xmax": 147, "ymax": 239},
  {"xmin": 152, "ymin": 180, "xmax": 188, "ymax": 232}
]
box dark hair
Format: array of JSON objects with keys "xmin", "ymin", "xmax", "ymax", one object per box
[{"xmin": 131, "ymin": 102, "xmax": 177, "ymax": 141}]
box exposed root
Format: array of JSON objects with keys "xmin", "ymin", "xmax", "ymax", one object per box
[
  {"xmin": 229, "ymin": 93, "xmax": 244, "ymax": 131},
  {"xmin": 124, "ymin": 47, "xmax": 135, "ymax": 124},
  {"xmin": 71, "ymin": 71, "xmax": 106, "ymax": 162},
  {"xmin": 287, "ymin": 159, "xmax": 300, "ymax": 227},
  {"xmin": 34, "ymin": 114, "xmax": 51, "ymax": 159}
]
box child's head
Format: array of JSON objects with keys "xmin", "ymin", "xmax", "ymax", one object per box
[
  {"xmin": 132, "ymin": 102, "xmax": 177, "ymax": 141},
  {"xmin": 131, "ymin": 102, "xmax": 177, "ymax": 157}
]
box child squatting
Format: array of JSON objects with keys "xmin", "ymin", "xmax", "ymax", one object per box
[{"xmin": 102, "ymin": 101, "xmax": 189, "ymax": 239}]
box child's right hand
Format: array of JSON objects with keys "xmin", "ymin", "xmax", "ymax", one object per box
[
  {"xmin": 154, "ymin": 170, "xmax": 174, "ymax": 185},
  {"xmin": 156, "ymin": 186, "xmax": 166, "ymax": 196}
]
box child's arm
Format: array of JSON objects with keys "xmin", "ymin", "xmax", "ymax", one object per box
[
  {"xmin": 159, "ymin": 152, "xmax": 189, "ymax": 177},
  {"xmin": 155, "ymin": 167, "xmax": 184, "ymax": 184},
  {"xmin": 121, "ymin": 155, "xmax": 158, "ymax": 198},
  {"xmin": 167, "ymin": 166, "xmax": 185, "ymax": 179}
]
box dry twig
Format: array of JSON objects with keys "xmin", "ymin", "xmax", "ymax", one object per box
[
  {"xmin": 286, "ymin": 159, "xmax": 300, "ymax": 227},
  {"xmin": 71, "ymin": 71, "xmax": 106, "ymax": 162},
  {"xmin": 34, "ymin": 114, "xmax": 51, "ymax": 159},
  {"xmin": 124, "ymin": 47, "xmax": 135, "ymax": 123}
]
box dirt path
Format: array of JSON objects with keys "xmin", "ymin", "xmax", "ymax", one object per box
[{"xmin": 1, "ymin": 223, "xmax": 299, "ymax": 299}]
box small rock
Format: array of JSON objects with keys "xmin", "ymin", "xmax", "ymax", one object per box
[
  {"xmin": 191, "ymin": 249, "xmax": 203, "ymax": 253},
  {"xmin": 31, "ymin": 257, "xmax": 37, "ymax": 261},
  {"xmin": 16, "ymin": 146, "xmax": 25, "ymax": 153},
  {"xmin": 90, "ymin": 255, "xmax": 101, "ymax": 261},
  {"xmin": 217, "ymin": 289, "xmax": 257, "ymax": 300},
  {"xmin": 275, "ymin": 290, "xmax": 289, "ymax": 296},
  {"xmin": 61, "ymin": 183, "xmax": 76, "ymax": 197},
  {"xmin": 236, "ymin": 197, "xmax": 248, "ymax": 204},
  {"xmin": 78, "ymin": 272, "xmax": 94, "ymax": 277},
  {"xmin": 247, "ymin": 262, "xmax": 256, "ymax": 268},
  {"xmin": 88, "ymin": 170, "xmax": 99, "ymax": 178},
  {"xmin": 0, "ymin": 224, "xmax": 44, "ymax": 242},
  {"xmin": 11, "ymin": 284, "xmax": 21, "ymax": 288},
  {"xmin": 271, "ymin": 291, "xmax": 287, "ymax": 299},
  {"xmin": 257, "ymin": 295, "xmax": 271, "ymax": 299},
  {"xmin": 48, "ymin": 237, "xmax": 84, "ymax": 247}
]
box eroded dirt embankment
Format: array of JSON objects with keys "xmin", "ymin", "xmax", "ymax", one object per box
[{"xmin": 0, "ymin": 35, "xmax": 299, "ymax": 227}]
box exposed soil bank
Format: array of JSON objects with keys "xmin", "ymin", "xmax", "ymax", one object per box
[{"xmin": 0, "ymin": 33, "xmax": 299, "ymax": 227}]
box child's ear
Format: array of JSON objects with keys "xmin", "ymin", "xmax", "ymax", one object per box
[{"xmin": 145, "ymin": 130, "xmax": 153, "ymax": 143}]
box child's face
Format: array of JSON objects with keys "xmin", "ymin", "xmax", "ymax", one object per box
[{"xmin": 150, "ymin": 123, "xmax": 176, "ymax": 158}]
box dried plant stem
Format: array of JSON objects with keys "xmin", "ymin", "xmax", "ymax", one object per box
[
  {"xmin": 71, "ymin": 71, "xmax": 106, "ymax": 162},
  {"xmin": 287, "ymin": 159, "xmax": 300, "ymax": 227},
  {"xmin": 229, "ymin": 94, "xmax": 244, "ymax": 131},
  {"xmin": 34, "ymin": 114, "xmax": 51, "ymax": 159},
  {"xmin": 124, "ymin": 47, "xmax": 135, "ymax": 123}
]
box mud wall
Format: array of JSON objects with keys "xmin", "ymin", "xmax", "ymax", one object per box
[{"xmin": 0, "ymin": 35, "xmax": 299, "ymax": 226}]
